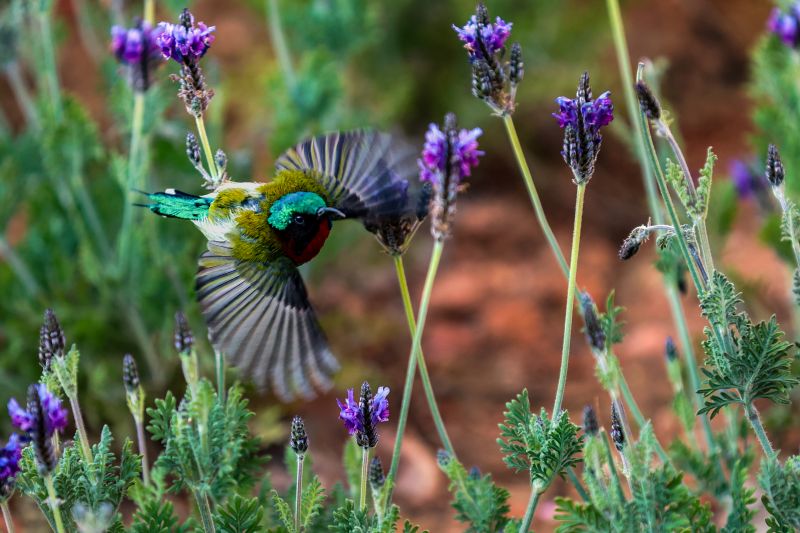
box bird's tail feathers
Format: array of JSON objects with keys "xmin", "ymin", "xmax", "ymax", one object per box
[{"xmin": 137, "ymin": 189, "xmax": 212, "ymax": 220}]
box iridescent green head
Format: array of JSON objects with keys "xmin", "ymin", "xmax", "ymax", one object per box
[
  {"xmin": 268, "ymin": 191, "xmax": 346, "ymax": 265},
  {"xmin": 268, "ymin": 191, "xmax": 328, "ymax": 230}
]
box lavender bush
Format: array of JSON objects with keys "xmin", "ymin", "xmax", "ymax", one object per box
[{"xmin": 1, "ymin": 0, "xmax": 799, "ymax": 531}]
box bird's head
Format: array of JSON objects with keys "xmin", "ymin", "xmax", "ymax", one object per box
[{"xmin": 268, "ymin": 191, "xmax": 345, "ymax": 264}]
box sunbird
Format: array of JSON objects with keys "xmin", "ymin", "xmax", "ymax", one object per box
[{"xmin": 142, "ymin": 131, "xmax": 417, "ymax": 400}]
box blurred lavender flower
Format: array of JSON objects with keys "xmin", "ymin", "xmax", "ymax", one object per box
[
  {"xmin": 111, "ymin": 20, "xmax": 164, "ymax": 92},
  {"xmin": 156, "ymin": 9, "xmax": 216, "ymax": 115},
  {"xmin": 453, "ymin": 3, "xmax": 523, "ymax": 115},
  {"xmin": 0, "ymin": 434, "xmax": 22, "ymax": 500},
  {"xmin": 553, "ymin": 72, "xmax": 614, "ymax": 184},
  {"xmin": 337, "ymin": 382, "xmax": 390, "ymax": 448},
  {"xmin": 8, "ymin": 384, "xmax": 68, "ymax": 434},
  {"xmin": 768, "ymin": 5, "xmax": 800, "ymax": 48},
  {"xmin": 730, "ymin": 158, "xmax": 765, "ymax": 200},
  {"xmin": 419, "ymin": 114, "xmax": 484, "ymax": 240},
  {"xmin": 26, "ymin": 385, "xmax": 60, "ymax": 474}
]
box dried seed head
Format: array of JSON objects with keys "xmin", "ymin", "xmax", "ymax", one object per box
[
  {"xmin": 39, "ymin": 308, "xmax": 66, "ymax": 370},
  {"xmin": 582, "ymin": 405, "xmax": 599, "ymax": 436},
  {"xmin": 619, "ymin": 225, "xmax": 650, "ymax": 261},
  {"xmin": 290, "ymin": 416, "xmax": 309, "ymax": 456},
  {"xmin": 579, "ymin": 292, "xmax": 606, "ymax": 352},
  {"xmin": 635, "ymin": 81, "xmax": 661, "ymax": 121},
  {"xmin": 27, "ymin": 385, "xmax": 57, "ymax": 474},
  {"xmin": 766, "ymin": 144, "xmax": 785, "ymax": 187},
  {"xmin": 665, "ymin": 337, "xmax": 678, "ymax": 362},
  {"xmin": 174, "ymin": 311, "xmax": 194, "ymax": 355},
  {"xmin": 610, "ymin": 402, "xmax": 626, "ymax": 452},
  {"xmin": 369, "ymin": 456, "xmax": 385, "ymax": 490},
  {"xmin": 122, "ymin": 354, "xmax": 140, "ymax": 394}
]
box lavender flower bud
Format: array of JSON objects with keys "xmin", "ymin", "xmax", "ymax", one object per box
[
  {"xmin": 766, "ymin": 144, "xmax": 785, "ymax": 188},
  {"xmin": 214, "ymin": 149, "xmax": 227, "ymax": 172},
  {"xmin": 468, "ymin": 466, "xmax": 481, "ymax": 479},
  {"xmin": 289, "ymin": 416, "xmax": 308, "ymax": 456},
  {"xmin": 610, "ymin": 402, "xmax": 625, "ymax": 452},
  {"xmin": 27, "ymin": 385, "xmax": 57, "ymax": 474},
  {"xmin": 635, "ymin": 81, "xmax": 661, "ymax": 121},
  {"xmin": 179, "ymin": 8, "xmax": 193, "ymax": 29},
  {"xmin": 665, "ymin": 337, "xmax": 678, "ymax": 362},
  {"xmin": 110, "ymin": 21, "xmax": 163, "ymax": 92},
  {"xmin": 577, "ymin": 71, "xmax": 592, "ymax": 104},
  {"xmin": 436, "ymin": 449, "xmax": 451, "ymax": 467},
  {"xmin": 174, "ymin": 311, "xmax": 194, "ymax": 355},
  {"xmin": 509, "ymin": 43, "xmax": 523, "ymax": 86},
  {"xmin": 357, "ymin": 382, "xmax": 378, "ymax": 448},
  {"xmin": 369, "ymin": 456, "xmax": 385, "ymax": 490},
  {"xmin": 416, "ymin": 181, "xmax": 433, "ymax": 221},
  {"xmin": 619, "ymin": 225, "xmax": 649, "ymax": 261},
  {"xmin": 0, "ymin": 434, "xmax": 22, "ymax": 501},
  {"xmin": 122, "ymin": 354, "xmax": 140, "ymax": 394},
  {"xmin": 582, "ymin": 405, "xmax": 599, "ymax": 436},
  {"xmin": 186, "ymin": 132, "xmax": 202, "ymax": 167},
  {"xmin": 579, "ymin": 292, "xmax": 606, "ymax": 352},
  {"xmin": 39, "ymin": 308, "xmax": 66, "ymax": 370}
]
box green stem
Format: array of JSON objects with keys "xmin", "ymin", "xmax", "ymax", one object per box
[
  {"xmin": 4, "ymin": 62, "xmax": 39, "ymax": 130},
  {"xmin": 386, "ymin": 240, "xmax": 444, "ymax": 506},
  {"xmin": 266, "ymin": 0, "xmax": 297, "ymax": 88},
  {"xmin": 552, "ymin": 183, "xmax": 586, "ymax": 418},
  {"xmin": 68, "ymin": 395, "xmax": 93, "ymax": 465},
  {"xmin": 601, "ymin": 431, "xmax": 626, "ymax": 503},
  {"xmin": 194, "ymin": 115, "xmax": 219, "ymax": 178},
  {"xmin": 134, "ymin": 417, "xmax": 150, "ymax": 486},
  {"xmin": 44, "ymin": 474, "xmax": 65, "ymax": 533},
  {"xmin": 215, "ymin": 349, "xmax": 226, "ymax": 401},
  {"xmin": 0, "ymin": 236, "xmax": 42, "ymax": 298},
  {"xmin": 37, "ymin": 2, "xmax": 62, "ymax": 121},
  {"xmin": 118, "ymin": 92, "xmax": 146, "ymax": 274},
  {"xmin": 392, "ymin": 255, "xmax": 455, "ymax": 456},
  {"xmin": 193, "ymin": 490, "xmax": 216, "ymax": 533},
  {"xmin": 122, "ymin": 303, "xmax": 162, "ymax": 385},
  {"xmin": 617, "ymin": 375, "xmax": 670, "ymax": 463},
  {"xmin": 144, "ymin": 0, "xmax": 155, "ymax": 24},
  {"xmin": 360, "ymin": 447, "xmax": 369, "ymax": 511},
  {"xmin": 745, "ymin": 403, "xmax": 775, "ymax": 458},
  {"xmin": 502, "ymin": 115, "xmax": 569, "ymax": 277},
  {"xmin": 1, "ymin": 500, "xmax": 14, "ymax": 533},
  {"xmin": 517, "ymin": 485, "xmax": 541, "ymax": 533},
  {"xmin": 295, "ymin": 455, "xmax": 303, "ymax": 532},
  {"xmin": 566, "ymin": 467, "xmax": 590, "ymax": 502}
]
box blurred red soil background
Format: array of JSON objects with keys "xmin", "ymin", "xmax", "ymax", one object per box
[{"xmin": 3, "ymin": 0, "xmax": 796, "ymax": 531}]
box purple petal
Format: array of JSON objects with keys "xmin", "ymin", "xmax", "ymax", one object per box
[
  {"xmin": 7, "ymin": 398, "xmax": 32, "ymax": 432},
  {"xmin": 371, "ymin": 386, "xmax": 390, "ymax": 424}
]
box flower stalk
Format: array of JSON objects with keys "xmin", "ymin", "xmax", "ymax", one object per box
[
  {"xmin": 44, "ymin": 474, "xmax": 65, "ymax": 533},
  {"xmin": 1, "ymin": 500, "xmax": 13, "ymax": 533},
  {"xmin": 360, "ymin": 447, "xmax": 369, "ymax": 510}
]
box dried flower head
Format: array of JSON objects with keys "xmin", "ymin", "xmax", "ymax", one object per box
[
  {"xmin": 766, "ymin": 144, "xmax": 785, "ymax": 188},
  {"xmin": 8, "ymin": 384, "xmax": 68, "ymax": 434},
  {"xmin": 157, "ymin": 9, "xmax": 216, "ymax": 115},
  {"xmin": 618, "ymin": 224, "xmax": 651, "ymax": 260},
  {"xmin": 665, "ymin": 337, "xmax": 678, "ymax": 362},
  {"xmin": 553, "ymin": 72, "xmax": 614, "ymax": 184},
  {"xmin": 27, "ymin": 385, "xmax": 60, "ymax": 474},
  {"xmin": 0, "ymin": 434, "xmax": 22, "ymax": 500},
  {"xmin": 364, "ymin": 181, "xmax": 430, "ymax": 256},
  {"xmin": 419, "ymin": 114, "xmax": 483, "ymax": 240},
  {"xmin": 768, "ymin": 5, "xmax": 800, "ymax": 48},
  {"xmin": 579, "ymin": 292, "xmax": 606, "ymax": 353},
  {"xmin": 290, "ymin": 416, "xmax": 309, "ymax": 456},
  {"xmin": 610, "ymin": 402, "xmax": 625, "ymax": 452},
  {"xmin": 337, "ymin": 382, "xmax": 390, "ymax": 449},
  {"xmin": 174, "ymin": 311, "xmax": 194, "ymax": 355},
  {"xmin": 39, "ymin": 308, "xmax": 66, "ymax": 371},
  {"xmin": 634, "ymin": 81, "xmax": 661, "ymax": 121},
  {"xmin": 582, "ymin": 405, "xmax": 599, "ymax": 436},
  {"xmin": 369, "ymin": 456, "xmax": 385, "ymax": 490},
  {"xmin": 110, "ymin": 20, "xmax": 164, "ymax": 92},
  {"xmin": 453, "ymin": 3, "xmax": 521, "ymax": 115}
]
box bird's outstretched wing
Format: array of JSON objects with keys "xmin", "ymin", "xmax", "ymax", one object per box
[
  {"xmin": 196, "ymin": 241, "xmax": 339, "ymax": 400},
  {"xmin": 275, "ymin": 130, "xmax": 417, "ymax": 221}
]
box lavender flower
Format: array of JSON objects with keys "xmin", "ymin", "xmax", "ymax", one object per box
[
  {"xmin": 110, "ymin": 20, "xmax": 163, "ymax": 92},
  {"xmin": 579, "ymin": 292, "xmax": 605, "ymax": 353},
  {"xmin": 610, "ymin": 402, "xmax": 625, "ymax": 452},
  {"xmin": 730, "ymin": 158, "xmax": 764, "ymax": 200},
  {"xmin": 768, "ymin": 5, "xmax": 800, "ymax": 48},
  {"xmin": 368, "ymin": 456, "xmax": 385, "ymax": 490},
  {"xmin": 39, "ymin": 308, "xmax": 66, "ymax": 371},
  {"xmin": 27, "ymin": 385, "xmax": 59, "ymax": 474},
  {"xmin": 0, "ymin": 434, "xmax": 22, "ymax": 500},
  {"xmin": 453, "ymin": 3, "xmax": 522, "ymax": 114},
  {"xmin": 553, "ymin": 72, "xmax": 614, "ymax": 184},
  {"xmin": 665, "ymin": 337, "xmax": 678, "ymax": 362},
  {"xmin": 8, "ymin": 384, "xmax": 68, "ymax": 435},
  {"xmin": 337, "ymin": 382, "xmax": 390, "ymax": 449},
  {"xmin": 290, "ymin": 416, "xmax": 309, "ymax": 456},
  {"xmin": 156, "ymin": 9, "xmax": 216, "ymax": 115},
  {"xmin": 174, "ymin": 311, "xmax": 194, "ymax": 355},
  {"xmin": 766, "ymin": 144, "xmax": 786, "ymax": 188},
  {"xmin": 419, "ymin": 114, "xmax": 483, "ymax": 240},
  {"xmin": 582, "ymin": 405, "xmax": 598, "ymax": 436}
]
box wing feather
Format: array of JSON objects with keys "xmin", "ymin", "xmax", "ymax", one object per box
[{"xmin": 196, "ymin": 241, "xmax": 338, "ymax": 400}]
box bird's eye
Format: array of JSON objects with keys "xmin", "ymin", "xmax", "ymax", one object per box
[{"xmin": 293, "ymin": 214, "xmax": 305, "ymax": 225}]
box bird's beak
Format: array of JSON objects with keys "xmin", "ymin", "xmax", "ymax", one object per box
[{"xmin": 317, "ymin": 206, "xmax": 346, "ymax": 220}]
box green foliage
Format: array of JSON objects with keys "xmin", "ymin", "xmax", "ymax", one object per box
[
  {"xmin": 150, "ymin": 381, "xmax": 262, "ymax": 501},
  {"xmin": 214, "ymin": 493, "xmax": 265, "ymax": 532},
  {"xmin": 698, "ymin": 271, "xmax": 798, "ymax": 417},
  {"xmin": 497, "ymin": 390, "xmax": 583, "ymax": 488},
  {"xmin": 437, "ymin": 452, "xmax": 510, "ymax": 532},
  {"xmin": 695, "ymin": 147, "xmax": 717, "ymax": 220},
  {"xmin": 668, "ymin": 439, "xmax": 728, "ymax": 498},
  {"xmin": 130, "ymin": 499, "xmax": 193, "ymax": 533},
  {"xmin": 722, "ymin": 460, "xmax": 756, "ymax": 533},
  {"xmin": 779, "ymin": 199, "xmax": 800, "ymax": 251},
  {"xmin": 759, "ymin": 455, "xmax": 800, "ymax": 532},
  {"xmin": 328, "ymin": 499, "xmax": 410, "ymax": 533},
  {"xmin": 598, "ymin": 291, "xmax": 625, "ymax": 349}
]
